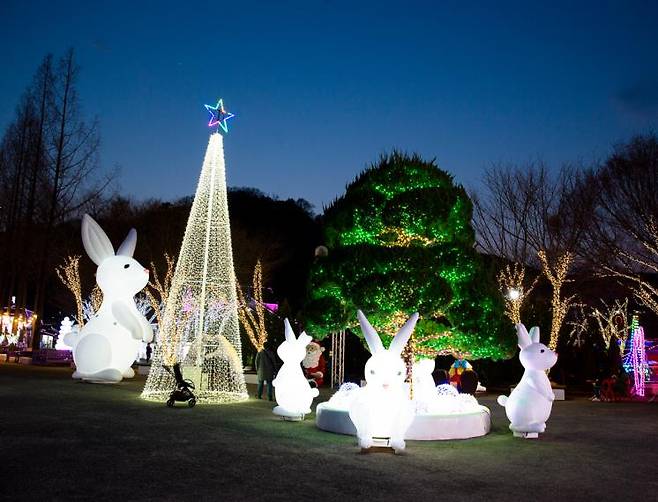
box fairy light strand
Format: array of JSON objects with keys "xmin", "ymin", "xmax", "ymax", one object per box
[{"xmin": 141, "ymin": 132, "xmax": 248, "ymax": 403}]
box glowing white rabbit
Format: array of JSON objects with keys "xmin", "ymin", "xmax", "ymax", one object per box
[
  {"xmin": 65, "ymin": 214, "xmax": 153, "ymax": 383},
  {"xmin": 497, "ymin": 323, "xmax": 558, "ymax": 438},
  {"xmin": 272, "ymin": 319, "xmax": 319, "ymax": 418},
  {"xmin": 348, "ymin": 310, "xmax": 418, "ymax": 453}
]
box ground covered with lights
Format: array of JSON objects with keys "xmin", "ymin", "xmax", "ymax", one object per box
[{"xmin": 1, "ymin": 364, "xmax": 657, "ymax": 501}]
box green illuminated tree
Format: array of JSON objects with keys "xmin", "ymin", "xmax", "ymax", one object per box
[{"xmin": 305, "ymin": 152, "xmax": 514, "ymax": 360}]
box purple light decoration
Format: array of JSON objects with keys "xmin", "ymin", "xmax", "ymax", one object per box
[
  {"xmin": 263, "ymin": 302, "xmax": 279, "ymax": 313},
  {"xmin": 204, "ymin": 99, "xmax": 235, "ymax": 133},
  {"xmin": 631, "ymin": 325, "xmax": 647, "ymax": 397}
]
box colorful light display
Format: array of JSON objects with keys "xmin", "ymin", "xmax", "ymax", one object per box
[
  {"xmin": 625, "ymin": 315, "xmax": 648, "ymax": 397},
  {"xmin": 141, "ymin": 132, "xmax": 248, "ymax": 403},
  {"xmin": 204, "ymin": 99, "xmax": 235, "ymax": 133},
  {"xmin": 304, "ymin": 152, "xmax": 513, "ymax": 359}
]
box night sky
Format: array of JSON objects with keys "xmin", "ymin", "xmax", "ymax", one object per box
[{"xmin": 2, "ymin": 0, "xmax": 658, "ymax": 212}]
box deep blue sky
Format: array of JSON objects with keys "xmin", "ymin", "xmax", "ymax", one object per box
[{"xmin": 2, "ymin": 1, "xmax": 658, "ymax": 211}]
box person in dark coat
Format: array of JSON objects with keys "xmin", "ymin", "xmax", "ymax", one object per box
[{"xmin": 255, "ymin": 341, "xmax": 278, "ymax": 400}]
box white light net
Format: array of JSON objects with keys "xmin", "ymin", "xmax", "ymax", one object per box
[{"xmin": 141, "ymin": 133, "xmax": 248, "ymax": 403}]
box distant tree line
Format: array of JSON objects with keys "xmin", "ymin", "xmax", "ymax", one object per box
[
  {"xmin": 0, "ymin": 49, "xmax": 111, "ymax": 331},
  {"xmin": 472, "ymin": 134, "xmax": 658, "ymax": 382}
]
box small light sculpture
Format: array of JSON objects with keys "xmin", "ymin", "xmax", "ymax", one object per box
[
  {"xmin": 272, "ymin": 319, "xmax": 319, "ymax": 420},
  {"xmin": 348, "ymin": 310, "xmax": 418, "ymax": 453},
  {"xmin": 65, "ymin": 215, "xmax": 154, "ymax": 383},
  {"xmin": 497, "ymin": 323, "xmax": 557, "ymax": 438}
]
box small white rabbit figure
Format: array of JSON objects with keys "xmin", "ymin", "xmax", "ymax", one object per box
[
  {"xmin": 497, "ymin": 323, "xmax": 558, "ymax": 438},
  {"xmin": 272, "ymin": 319, "xmax": 319, "ymax": 418},
  {"xmin": 349, "ymin": 310, "xmax": 419, "ymax": 453},
  {"xmin": 412, "ymin": 358, "xmax": 438, "ymax": 405},
  {"xmin": 65, "ymin": 214, "xmax": 153, "ymax": 383}
]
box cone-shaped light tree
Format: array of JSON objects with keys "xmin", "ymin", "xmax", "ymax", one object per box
[
  {"xmin": 305, "ymin": 152, "xmax": 513, "ymax": 359},
  {"xmin": 142, "ymin": 106, "xmax": 248, "ymax": 403}
]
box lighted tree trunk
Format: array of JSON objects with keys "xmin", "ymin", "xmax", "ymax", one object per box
[{"xmin": 538, "ymin": 250, "xmax": 575, "ymax": 350}]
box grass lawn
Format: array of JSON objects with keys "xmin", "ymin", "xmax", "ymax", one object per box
[{"xmin": 1, "ymin": 363, "xmax": 657, "ymax": 501}]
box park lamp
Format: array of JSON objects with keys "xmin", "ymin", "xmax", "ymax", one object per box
[{"xmin": 507, "ymin": 288, "xmax": 522, "ymax": 301}]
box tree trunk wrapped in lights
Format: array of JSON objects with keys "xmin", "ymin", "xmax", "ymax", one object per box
[
  {"xmin": 497, "ymin": 262, "xmax": 538, "ymax": 325},
  {"xmin": 538, "ymin": 250, "xmax": 575, "ymax": 350},
  {"xmin": 236, "ymin": 259, "xmax": 269, "ymax": 352},
  {"xmin": 145, "ymin": 252, "xmax": 175, "ymax": 329},
  {"xmin": 55, "ymin": 255, "xmax": 84, "ymax": 327},
  {"xmin": 141, "ymin": 133, "xmax": 248, "ymax": 403},
  {"xmin": 305, "ymin": 152, "xmax": 513, "ymax": 360}
]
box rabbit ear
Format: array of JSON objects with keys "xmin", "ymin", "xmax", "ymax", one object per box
[
  {"xmin": 298, "ymin": 331, "xmax": 312, "ymax": 347},
  {"xmin": 116, "ymin": 228, "xmax": 137, "ymax": 257},
  {"xmin": 529, "ymin": 326, "xmax": 540, "ymax": 344},
  {"xmin": 389, "ymin": 312, "xmax": 419, "ymax": 355},
  {"xmin": 284, "ymin": 318, "xmax": 294, "ymax": 342},
  {"xmin": 81, "ymin": 214, "xmax": 114, "ymax": 266},
  {"xmin": 357, "ymin": 310, "xmax": 384, "ymax": 354},
  {"xmin": 516, "ymin": 323, "xmax": 531, "ymax": 349}
]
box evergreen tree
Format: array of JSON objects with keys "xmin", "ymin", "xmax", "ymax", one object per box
[{"xmin": 305, "ymin": 152, "xmax": 513, "ymax": 359}]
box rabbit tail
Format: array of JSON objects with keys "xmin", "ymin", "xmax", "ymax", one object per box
[{"xmin": 497, "ymin": 395, "xmax": 508, "ymax": 407}]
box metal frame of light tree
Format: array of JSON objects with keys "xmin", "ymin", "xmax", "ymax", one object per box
[
  {"xmin": 141, "ymin": 110, "xmax": 247, "ymax": 403},
  {"xmin": 330, "ymin": 330, "xmax": 346, "ymax": 388}
]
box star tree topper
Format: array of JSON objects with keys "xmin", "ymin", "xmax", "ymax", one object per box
[{"xmin": 204, "ymin": 98, "xmax": 235, "ymax": 133}]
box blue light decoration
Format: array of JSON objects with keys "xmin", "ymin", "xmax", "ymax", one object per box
[{"xmin": 204, "ymin": 98, "xmax": 235, "ymax": 133}]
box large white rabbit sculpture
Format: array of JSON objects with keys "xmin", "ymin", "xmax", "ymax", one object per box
[
  {"xmin": 497, "ymin": 323, "xmax": 558, "ymax": 438},
  {"xmin": 349, "ymin": 310, "xmax": 419, "ymax": 453},
  {"xmin": 64, "ymin": 214, "xmax": 153, "ymax": 383},
  {"xmin": 272, "ymin": 319, "xmax": 319, "ymax": 419}
]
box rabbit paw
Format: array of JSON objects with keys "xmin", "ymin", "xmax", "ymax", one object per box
[
  {"xmin": 390, "ymin": 438, "xmax": 406, "ymax": 453},
  {"xmin": 357, "ymin": 435, "xmax": 373, "ymax": 450}
]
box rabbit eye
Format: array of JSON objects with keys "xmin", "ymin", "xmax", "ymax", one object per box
[
  {"xmin": 397, "ymin": 371, "xmax": 402, "ymax": 376},
  {"xmin": 124, "ymin": 264, "xmax": 130, "ymax": 269},
  {"xmin": 370, "ymin": 369, "xmax": 375, "ymax": 375},
  {"xmin": 540, "ymin": 349, "xmax": 545, "ymax": 353}
]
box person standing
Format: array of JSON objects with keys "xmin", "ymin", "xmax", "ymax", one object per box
[{"xmin": 255, "ymin": 341, "xmax": 278, "ymax": 400}]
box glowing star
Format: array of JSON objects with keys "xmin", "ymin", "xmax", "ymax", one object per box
[{"xmin": 204, "ymin": 99, "xmax": 235, "ymax": 133}]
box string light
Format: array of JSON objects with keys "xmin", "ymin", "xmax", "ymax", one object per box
[
  {"xmin": 625, "ymin": 315, "xmax": 647, "ymax": 397},
  {"xmin": 145, "ymin": 252, "xmax": 175, "ymax": 329},
  {"xmin": 592, "ymin": 299, "xmax": 629, "ymax": 349},
  {"xmin": 306, "ymin": 153, "xmax": 513, "ymax": 360},
  {"xmin": 497, "ymin": 263, "xmax": 538, "ymax": 325},
  {"xmin": 236, "ymin": 259, "xmax": 269, "ymax": 352},
  {"xmin": 537, "ymin": 250, "xmax": 575, "ymax": 350},
  {"xmin": 55, "ymin": 255, "xmax": 84, "ymax": 327},
  {"xmin": 204, "ymin": 99, "xmax": 235, "ymax": 133},
  {"xmin": 141, "ymin": 132, "xmax": 248, "ymax": 404}
]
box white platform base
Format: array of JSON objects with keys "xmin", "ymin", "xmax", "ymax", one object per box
[
  {"xmin": 273, "ymin": 406, "xmax": 306, "ymax": 421},
  {"xmin": 316, "ymin": 402, "xmax": 491, "ymax": 440},
  {"xmin": 514, "ymin": 431, "xmax": 539, "ymax": 439}
]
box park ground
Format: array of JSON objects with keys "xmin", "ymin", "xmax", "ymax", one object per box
[{"xmin": 0, "ymin": 364, "xmax": 657, "ymax": 501}]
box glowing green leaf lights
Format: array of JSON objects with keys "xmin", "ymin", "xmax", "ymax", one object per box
[{"xmin": 304, "ymin": 152, "xmax": 514, "ymax": 360}]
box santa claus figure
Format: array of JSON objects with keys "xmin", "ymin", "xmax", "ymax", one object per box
[{"xmin": 303, "ymin": 340, "xmax": 326, "ymax": 388}]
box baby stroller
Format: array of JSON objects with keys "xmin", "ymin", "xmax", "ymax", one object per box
[{"xmin": 165, "ymin": 363, "xmax": 197, "ymax": 408}]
